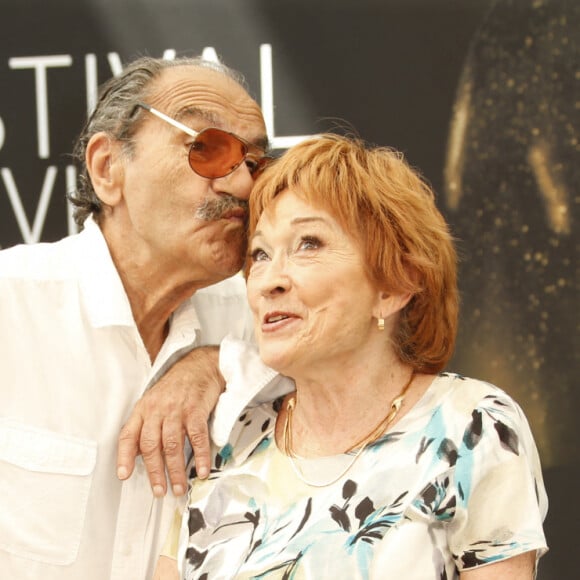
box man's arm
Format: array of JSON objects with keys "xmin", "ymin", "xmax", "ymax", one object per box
[{"xmin": 116, "ymin": 346, "xmax": 223, "ymax": 497}]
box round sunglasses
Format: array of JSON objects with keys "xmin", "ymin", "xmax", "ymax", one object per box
[{"xmin": 136, "ymin": 102, "xmax": 272, "ymax": 179}]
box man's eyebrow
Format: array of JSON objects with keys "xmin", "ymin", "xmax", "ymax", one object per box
[
  {"xmin": 174, "ymin": 106, "xmax": 220, "ymax": 127},
  {"xmin": 254, "ymin": 136, "xmax": 270, "ymax": 151}
]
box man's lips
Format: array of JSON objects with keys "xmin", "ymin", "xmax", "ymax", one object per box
[{"xmin": 221, "ymin": 207, "xmax": 247, "ymax": 220}]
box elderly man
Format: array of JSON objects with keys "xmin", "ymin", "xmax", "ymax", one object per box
[{"xmin": 0, "ymin": 55, "xmax": 272, "ymax": 580}]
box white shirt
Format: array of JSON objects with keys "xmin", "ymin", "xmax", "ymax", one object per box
[{"xmin": 0, "ymin": 218, "xmax": 256, "ymax": 580}]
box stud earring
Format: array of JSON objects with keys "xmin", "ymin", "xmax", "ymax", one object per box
[{"xmin": 377, "ymin": 317, "xmax": 385, "ymax": 331}]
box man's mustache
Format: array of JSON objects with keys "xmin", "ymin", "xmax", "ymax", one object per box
[{"xmin": 195, "ymin": 196, "xmax": 249, "ymax": 222}]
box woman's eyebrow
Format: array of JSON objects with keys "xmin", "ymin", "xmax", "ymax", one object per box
[
  {"xmin": 251, "ymin": 216, "xmax": 328, "ymax": 242},
  {"xmin": 290, "ymin": 216, "xmax": 327, "ymax": 226}
]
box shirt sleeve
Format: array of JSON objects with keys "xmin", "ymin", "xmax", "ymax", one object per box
[
  {"xmin": 159, "ymin": 508, "xmax": 183, "ymax": 560},
  {"xmin": 447, "ymin": 390, "xmax": 549, "ymax": 572},
  {"xmin": 209, "ymin": 336, "xmax": 294, "ymax": 447}
]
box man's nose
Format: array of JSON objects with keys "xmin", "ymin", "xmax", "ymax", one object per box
[{"xmin": 215, "ymin": 161, "xmax": 254, "ymax": 201}]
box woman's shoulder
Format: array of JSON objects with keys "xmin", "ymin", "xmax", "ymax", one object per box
[
  {"xmin": 404, "ymin": 372, "xmax": 535, "ymax": 449},
  {"xmin": 426, "ymin": 372, "xmax": 539, "ymax": 460},
  {"xmin": 431, "ymin": 372, "xmax": 527, "ymax": 419}
]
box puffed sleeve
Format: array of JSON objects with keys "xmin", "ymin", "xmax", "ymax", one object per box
[{"xmin": 447, "ymin": 388, "xmax": 548, "ymax": 572}]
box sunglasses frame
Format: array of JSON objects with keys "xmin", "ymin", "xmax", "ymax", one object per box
[{"xmin": 135, "ymin": 102, "xmax": 270, "ymax": 179}]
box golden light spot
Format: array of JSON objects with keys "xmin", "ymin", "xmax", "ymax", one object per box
[
  {"xmin": 528, "ymin": 140, "xmax": 571, "ymax": 234},
  {"xmin": 444, "ymin": 78, "xmax": 472, "ymax": 209}
]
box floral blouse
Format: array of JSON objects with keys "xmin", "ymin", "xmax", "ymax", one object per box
[{"xmin": 176, "ymin": 373, "xmax": 548, "ymax": 579}]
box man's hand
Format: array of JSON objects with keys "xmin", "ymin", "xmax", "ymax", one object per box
[{"xmin": 116, "ymin": 346, "xmax": 223, "ymax": 497}]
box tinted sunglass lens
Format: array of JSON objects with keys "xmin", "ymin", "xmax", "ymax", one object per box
[{"xmin": 188, "ymin": 129, "xmax": 246, "ymax": 178}]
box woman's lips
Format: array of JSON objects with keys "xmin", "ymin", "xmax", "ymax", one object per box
[{"xmin": 262, "ymin": 311, "xmax": 299, "ymax": 332}]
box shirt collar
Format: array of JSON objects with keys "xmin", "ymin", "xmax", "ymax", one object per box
[{"xmin": 74, "ymin": 217, "xmax": 139, "ymax": 328}]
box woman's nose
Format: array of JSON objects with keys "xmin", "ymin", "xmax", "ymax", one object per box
[{"xmin": 260, "ymin": 257, "xmax": 291, "ymax": 297}]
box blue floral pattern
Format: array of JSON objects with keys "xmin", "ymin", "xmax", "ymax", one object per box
[{"xmin": 178, "ymin": 373, "xmax": 547, "ymax": 579}]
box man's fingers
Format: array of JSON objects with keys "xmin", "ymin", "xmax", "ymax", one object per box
[
  {"xmin": 162, "ymin": 420, "xmax": 187, "ymax": 496},
  {"xmin": 140, "ymin": 420, "xmax": 167, "ymax": 497},
  {"xmin": 116, "ymin": 413, "xmax": 144, "ymax": 480},
  {"xmin": 186, "ymin": 413, "xmax": 211, "ymax": 480},
  {"xmin": 116, "ymin": 347, "xmax": 223, "ymax": 495}
]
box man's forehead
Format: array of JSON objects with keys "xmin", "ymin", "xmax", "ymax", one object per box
[
  {"xmin": 149, "ymin": 66, "xmax": 268, "ymax": 146},
  {"xmin": 155, "ymin": 63, "xmax": 231, "ymax": 86},
  {"xmin": 150, "ymin": 66, "xmax": 252, "ymax": 112}
]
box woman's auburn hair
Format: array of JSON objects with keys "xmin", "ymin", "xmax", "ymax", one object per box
[{"xmin": 248, "ymin": 133, "xmax": 459, "ymax": 374}]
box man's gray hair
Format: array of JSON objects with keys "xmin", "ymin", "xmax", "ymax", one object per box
[{"xmin": 69, "ymin": 56, "xmax": 247, "ymax": 227}]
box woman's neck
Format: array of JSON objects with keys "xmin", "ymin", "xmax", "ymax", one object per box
[{"xmin": 278, "ymin": 359, "xmax": 429, "ymax": 457}]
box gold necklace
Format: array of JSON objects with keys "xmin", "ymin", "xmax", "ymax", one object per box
[{"xmin": 282, "ymin": 372, "xmax": 415, "ymax": 488}]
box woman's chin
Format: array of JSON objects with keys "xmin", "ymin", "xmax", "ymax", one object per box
[{"xmin": 258, "ymin": 349, "xmax": 294, "ymax": 376}]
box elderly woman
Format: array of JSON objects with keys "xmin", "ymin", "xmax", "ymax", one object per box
[{"xmin": 157, "ymin": 134, "xmax": 547, "ymax": 579}]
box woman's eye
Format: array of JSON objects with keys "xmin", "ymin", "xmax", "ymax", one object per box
[
  {"xmin": 250, "ymin": 248, "xmax": 269, "ymax": 262},
  {"xmin": 298, "ymin": 236, "xmax": 321, "ymax": 251}
]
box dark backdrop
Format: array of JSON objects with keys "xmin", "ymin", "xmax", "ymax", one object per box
[{"xmin": 0, "ymin": 1, "xmax": 577, "ymax": 576}]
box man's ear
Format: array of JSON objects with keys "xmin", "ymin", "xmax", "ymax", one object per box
[{"xmin": 85, "ymin": 132, "xmax": 124, "ymax": 207}]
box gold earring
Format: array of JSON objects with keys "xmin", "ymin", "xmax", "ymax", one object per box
[{"xmin": 377, "ymin": 317, "xmax": 385, "ymax": 331}]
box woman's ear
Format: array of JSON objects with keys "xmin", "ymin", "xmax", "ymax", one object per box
[
  {"xmin": 85, "ymin": 132, "xmax": 124, "ymax": 207},
  {"xmin": 373, "ymin": 290, "xmax": 413, "ymax": 322}
]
